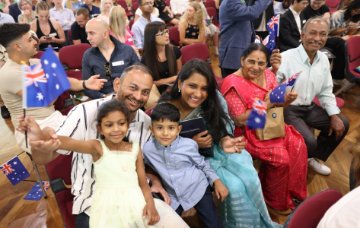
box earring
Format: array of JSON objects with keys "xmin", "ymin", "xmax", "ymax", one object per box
[{"xmin": 178, "ymin": 88, "xmax": 181, "ymax": 93}]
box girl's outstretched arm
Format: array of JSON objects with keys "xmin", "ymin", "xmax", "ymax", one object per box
[
  {"xmin": 57, "ymin": 136, "xmax": 102, "ymax": 161},
  {"xmin": 136, "ymin": 148, "xmax": 160, "ymax": 225}
]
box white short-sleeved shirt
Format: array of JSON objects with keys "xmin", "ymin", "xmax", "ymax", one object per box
[{"xmin": 56, "ymin": 95, "xmax": 152, "ymax": 215}]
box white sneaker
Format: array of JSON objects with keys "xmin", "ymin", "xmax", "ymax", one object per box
[{"xmin": 308, "ymin": 158, "xmax": 331, "ymax": 176}]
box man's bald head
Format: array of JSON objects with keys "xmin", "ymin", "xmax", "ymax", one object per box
[
  {"xmin": 86, "ymin": 18, "xmax": 110, "ymax": 32},
  {"xmin": 85, "ymin": 18, "xmax": 110, "ymax": 47}
]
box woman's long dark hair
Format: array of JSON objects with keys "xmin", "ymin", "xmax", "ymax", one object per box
[
  {"xmin": 143, "ymin": 21, "xmax": 177, "ymax": 81},
  {"xmin": 161, "ymin": 59, "xmax": 231, "ymax": 143},
  {"xmin": 344, "ymin": 0, "xmax": 360, "ymax": 22}
]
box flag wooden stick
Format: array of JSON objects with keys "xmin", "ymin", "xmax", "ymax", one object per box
[{"xmin": 23, "ymin": 108, "xmax": 28, "ymax": 148}]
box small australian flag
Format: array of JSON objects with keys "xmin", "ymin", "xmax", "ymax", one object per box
[
  {"xmin": 270, "ymin": 71, "xmax": 302, "ymax": 103},
  {"xmin": 263, "ymin": 15, "xmax": 280, "ymax": 52},
  {"xmin": 23, "ymin": 47, "xmax": 70, "ymax": 108},
  {"xmin": 246, "ymin": 98, "xmax": 267, "ymax": 129},
  {"xmin": 24, "ymin": 181, "xmax": 50, "ymax": 201},
  {"xmin": 1, "ymin": 156, "xmax": 30, "ymax": 185},
  {"xmin": 270, "ymin": 84, "xmax": 287, "ymax": 103}
]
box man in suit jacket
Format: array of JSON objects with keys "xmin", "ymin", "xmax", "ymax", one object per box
[
  {"xmin": 279, "ymin": 0, "xmax": 308, "ymax": 52},
  {"xmin": 219, "ymin": 0, "xmax": 271, "ymax": 78}
]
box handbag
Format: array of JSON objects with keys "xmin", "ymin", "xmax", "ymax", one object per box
[{"xmin": 256, "ymin": 107, "xmax": 285, "ymax": 140}]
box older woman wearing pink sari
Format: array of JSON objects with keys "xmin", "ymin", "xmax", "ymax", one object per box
[{"xmin": 220, "ymin": 43, "xmax": 308, "ymax": 214}]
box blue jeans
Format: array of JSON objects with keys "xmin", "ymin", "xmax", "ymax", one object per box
[{"xmin": 75, "ymin": 212, "xmax": 89, "ymax": 228}]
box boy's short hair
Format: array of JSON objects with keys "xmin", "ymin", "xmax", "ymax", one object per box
[
  {"xmin": 0, "ymin": 23, "xmax": 30, "ymax": 48},
  {"xmin": 151, "ymin": 103, "xmax": 180, "ymax": 123}
]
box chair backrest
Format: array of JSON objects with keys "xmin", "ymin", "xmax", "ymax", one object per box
[
  {"xmin": 45, "ymin": 153, "xmax": 75, "ymax": 228},
  {"xmin": 117, "ymin": 0, "xmax": 128, "ymax": 9},
  {"xmin": 325, "ymin": 0, "xmax": 341, "ymax": 13},
  {"xmin": 346, "ymin": 36, "xmax": 360, "ymax": 77},
  {"xmin": 284, "ymin": 189, "xmax": 342, "ymax": 228},
  {"xmin": 181, "ymin": 43, "xmax": 210, "ymax": 65},
  {"xmin": 204, "ymin": 0, "xmax": 216, "ymax": 8},
  {"xmin": 206, "ymin": 6, "xmax": 218, "ymax": 25},
  {"xmin": 169, "ymin": 26, "xmax": 180, "ymax": 46},
  {"xmin": 59, "ymin": 43, "xmax": 91, "ymax": 70}
]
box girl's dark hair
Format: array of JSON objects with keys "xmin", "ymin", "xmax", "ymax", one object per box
[
  {"xmin": 142, "ymin": 21, "xmax": 177, "ymax": 81},
  {"xmin": 97, "ymin": 99, "xmax": 132, "ymax": 126},
  {"xmin": 151, "ymin": 102, "xmax": 180, "ymax": 122},
  {"xmin": 344, "ymin": 0, "xmax": 360, "ymax": 22},
  {"xmin": 241, "ymin": 43, "xmax": 270, "ymax": 63},
  {"xmin": 161, "ymin": 59, "xmax": 231, "ymax": 143}
]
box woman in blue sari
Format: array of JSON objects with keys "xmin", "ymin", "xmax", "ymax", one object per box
[{"xmin": 160, "ymin": 59, "xmax": 280, "ymax": 228}]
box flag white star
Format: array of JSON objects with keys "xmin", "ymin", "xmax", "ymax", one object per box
[
  {"xmin": 36, "ymin": 92, "xmax": 44, "ymax": 101},
  {"xmin": 55, "ymin": 84, "xmax": 60, "ymax": 90},
  {"xmin": 44, "ymin": 60, "xmax": 49, "ymax": 65},
  {"xmin": 51, "ymin": 63, "xmax": 57, "ymax": 68},
  {"xmin": 255, "ymin": 117, "xmax": 261, "ymax": 123}
]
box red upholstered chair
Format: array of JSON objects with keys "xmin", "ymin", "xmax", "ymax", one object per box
[
  {"xmin": 325, "ymin": 0, "xmax": 341, "ymax": 13},
  {"xmin": 204, "ymin": 0, "xmax": 216, "ymax": 8},
  {"xmin": 117, "ymin": 0, "xmax": 128, "ymax": 9},
  {"xmin": 346, "ymin": 36, "xmax": 360, "ymax": 79},
  {"xmin": 169, "ymin": 26, "xmax": 180, "ymax": 46},
  {"xmin": 180, "ymin": 43, "xmax": 210, "ymax": 65},
  {"xmin": 131, "ymin": 0, "xmax": 138, "ymax": 12},
  {"xmin": 59, "ymin": 43, "xmax": 91, "ymax": 80},
  {"xmin": 56, "ymin": 43, "xmax": 91, "ymax": 114},
  {"xmin": 32, "ymin": 51, "xmax": 44, "ymax": 59},
  {"xmin": 284, "ymin": 189, "xmax": 342, "ymax": 228},
  {"xmin": 206, "ymin": 6, "xmax": 219, "ymax": 26},
  {"xmin": 335, "ymin": 36, "xmax": 360, "ymax": 95},
  {"xmin": 46, "ymin": 153, "xmax": 75, "ymax": 228},
  {"xmin": 313, "ymin": 96, "xmax": 345, "ymax": 108}
]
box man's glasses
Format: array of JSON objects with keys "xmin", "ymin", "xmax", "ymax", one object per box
[
  {"xmin": 155, "ymin": 29, "xmax": 169, "ymax": 36},
  {"xmin": 142, "ymin": 1, "xmax": 154, "ymax": 6}
]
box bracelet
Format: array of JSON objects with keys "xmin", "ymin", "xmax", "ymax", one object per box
[{"xmin": 82, "ymin": 80, "xmax": 88, "ymax": 90}]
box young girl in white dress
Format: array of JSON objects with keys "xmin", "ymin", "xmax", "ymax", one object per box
[{"xmin": 37, "ymin": 100, "xmax": 186, "ymax": 227}]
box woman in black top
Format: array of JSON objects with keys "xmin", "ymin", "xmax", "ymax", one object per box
[
  {"xmin": 30, "ymin": 2, "xmax": 65, "ymax": 51},
  {"xmin": 178, "ymin": 2, "xmax": 206, "ymax": 46},
  {"xmin": 154, "ymin": 0, "xmax": 179, "ymax": 25},
  {"xmin": 142, "ymin": 21, "xmax": 182, "ymax": 94}
]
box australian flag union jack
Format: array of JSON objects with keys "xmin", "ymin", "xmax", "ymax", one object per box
[
  {"xmin": 23, "ymin": 48, "xmax": 70, "ymax": 108},
  {"xmin": 1, "ymin": 156, "xmax": 30, "ymax": 185},
  {"xmin": 247, "ymin": 98, "xmax": 267, "ymax": 129},
  {"xmin": 263, "ymin": 15, "xmax": 280, "ymax": 52},
  {"xmin": 270, "ymin": 71, "xmax": 302, "ymax": 103}
]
